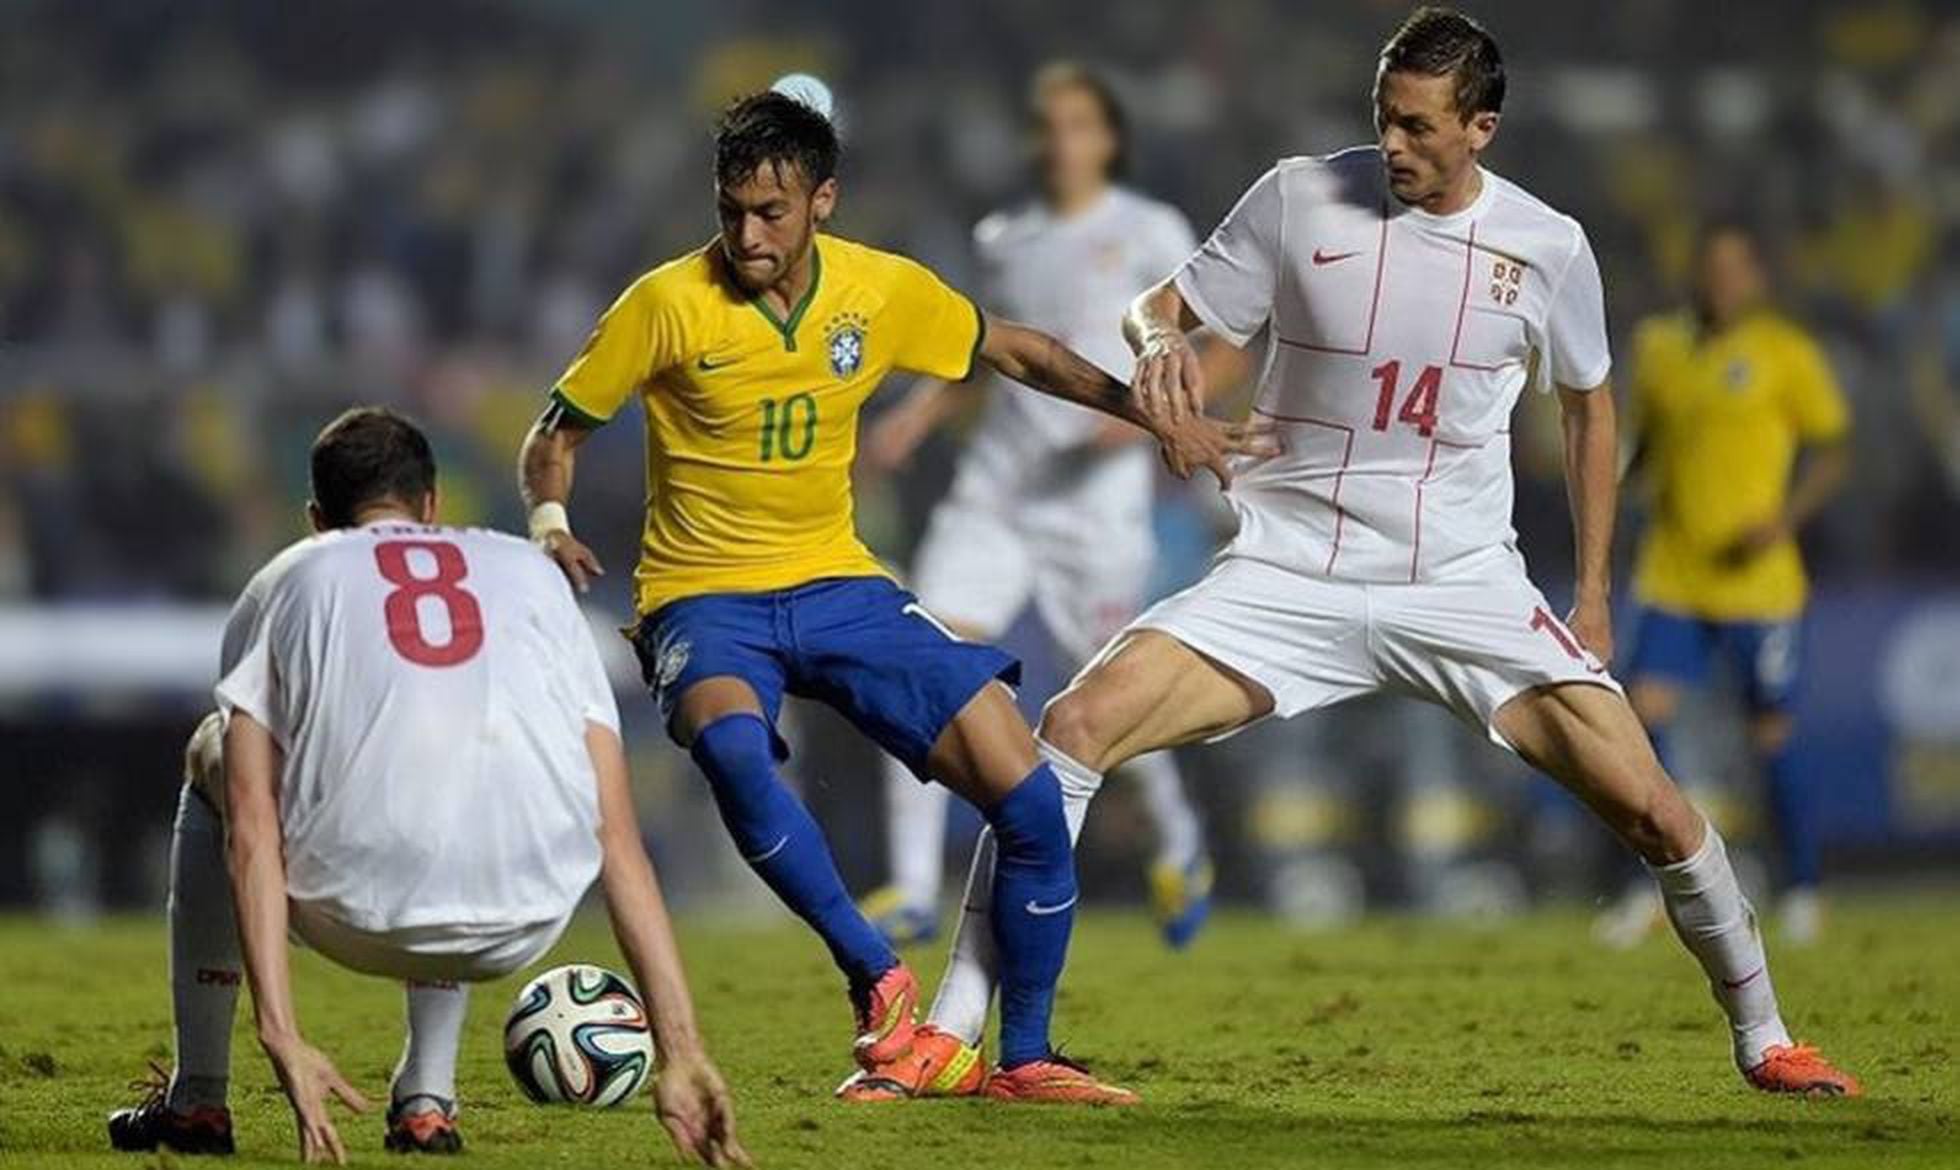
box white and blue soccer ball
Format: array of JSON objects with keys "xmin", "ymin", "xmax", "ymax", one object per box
[{"xmin": 503, "ymin": 964, "xmax": 656, "ymax": 1107}]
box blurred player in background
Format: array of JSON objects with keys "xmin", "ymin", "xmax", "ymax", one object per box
[
  {"xmin": 1597, "ymin": 222, "xmax": 1851, "ymax": 948},
  {"xmin": 519, "ymin": 91, "xmax": 1261, "ymax": 1104},
  {"xmin": 865, "ymin": 6, "xmax": 1860, "ymax": 1102},
  {"xmin": 111, "ymin": 409, "xmax": 744, "ymax": 1165},
  {"xmin": 857, "ymin": 62, "xmax": 1236, "ymax": 950}
]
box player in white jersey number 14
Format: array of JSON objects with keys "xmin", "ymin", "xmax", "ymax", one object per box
[
  {"xmin": 856, "ymin": 62, "xmax": 1236, "ymax": 955},
  {"xmin": 108, "ymin": 409, "xmax": 747, "ymax": 1166},
  {"xmin": 867, "ymin": 7, "xmax": 1859, "ymax": 1102}
]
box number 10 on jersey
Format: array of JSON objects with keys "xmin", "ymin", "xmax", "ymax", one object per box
[{"xmin": 759, "ymin": 393, "xmax": 818, "ymax": 462}]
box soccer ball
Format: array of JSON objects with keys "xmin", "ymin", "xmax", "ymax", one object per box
[{"xmin": 503, "ymin": 964, "xmax": 656, "ymax": 1107}]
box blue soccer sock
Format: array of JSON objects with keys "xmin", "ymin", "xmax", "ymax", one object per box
[
  {"xmin": 1762, "ymin": 742, "xmax": 1820, "ymax": 889},
  {"xmin": 691, "ymin": 713, "xmax": 897, "ymax": 986},
  {"xmin": 984, "ymin": 763, "xmax": 1077, "ymax": 1069}
]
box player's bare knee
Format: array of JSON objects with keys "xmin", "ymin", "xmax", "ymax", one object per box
[
  {"xmin": 1037, "ymin": 688, "xmax": 1115, "ymax": 772},
  {"xmin": 1620, "ymin": 783, "xmax": 1703, "ymax": 865}
]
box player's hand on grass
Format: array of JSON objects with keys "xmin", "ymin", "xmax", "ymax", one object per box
[
  {"xmin": 654, "ymin": 1051, "xmax": 752, "ymax": 1168},
  {"xmin": 1132, "ymin": 327, "xmax": 1206, "ymax": 424},
  {"xmin": 1566, "ymin": 595, "xmax": 1614, "ymax": 663},
  {"xmin": 540, "ymin": 529, "xmax": 606, "ymax": 593},
  {"xmin": 259, "ymin": 1031, "xmax": 369, "ymax": 1165},
  {"xmin": 1151, "ymin": 413, "xmax": 1281, "ymax": 490}
]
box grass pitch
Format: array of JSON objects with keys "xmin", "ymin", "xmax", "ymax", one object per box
[{"xmin": 1, "ymin": 898, "xmax": 1953, "ymax": 1169}]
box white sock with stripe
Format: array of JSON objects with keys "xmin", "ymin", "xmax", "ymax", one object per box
[
  {"xmin": 884, "ymin": 755, "xmax": 950, "ymax": 911},
  {"xmin": 1649, "ymin": 824, "xmax": 1792, "ymax": 1070}
]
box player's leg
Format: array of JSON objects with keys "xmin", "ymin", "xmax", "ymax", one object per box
[
  {"xmin": 1492, "ymin": 683, "xmax": 1856, "ymax": 1094},
  {"xmin": 1597, "ymin": 607, "xmax": 1710, "ymax": 947},
  {"xmin": 1038, "ymin": 548, "xmax": 1212, "ymax": 949},
  {"xmin": 385, "ymin": 980, "xmax": 468, "ymax": 1154},
  {"xmin": 632, "ymin": 599, "xmax": 909, "ymax": 1066},
  {"xmin": 109, "ymin": 714, "xmax": 239, "ymax": 1155},
  {"xmin": 865, "ymin": 502, "xmax": 1034, "ymax": 944},
  {"xmin": 1732, "ymin": 619, "xmax": 1820, "ymax": 942}
]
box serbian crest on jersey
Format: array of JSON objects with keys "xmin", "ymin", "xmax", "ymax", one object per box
[{"xmin": 824, "ymin": 311, "xmax": 867, "ymax": 378}]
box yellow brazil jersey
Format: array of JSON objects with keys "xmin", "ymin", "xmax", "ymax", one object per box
[
  {"xmin": 1630, "ymin": 309, "xmax": 1849, "ymax": 620},
  {"xmin": 550, "ymin": 234, "xmax": 984, "ymax": 616}
]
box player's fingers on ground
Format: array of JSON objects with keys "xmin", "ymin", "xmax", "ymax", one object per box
[
  {"xmin": 660, "ymin": 1114, "xmax": 706, "ymax": 1165},
  {"xmin": 326, "ymin": 1072, "xmax": 369, "ymax": 1114}
]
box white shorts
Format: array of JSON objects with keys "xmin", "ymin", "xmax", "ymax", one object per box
[
  {"xmin": 910, "ymin": 495, "xmax": 1153, "ymax": 667},
  {"xmin": 1131, "ymin": 550, "xmax": 1622, "ymax": 748},
  {"xmin": 289, "ymin": 900, "xmax": 570, "ymax": 984}
]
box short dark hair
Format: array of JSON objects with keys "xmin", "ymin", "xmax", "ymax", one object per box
[
  {"xmin": 1030, "ymin": 60, "xmax": 1130, "ymax": 179},
  {"xmin": 309, "ymin": 406, "xmax": 436, "ymax": 528},
  {"xmin": 1380, "ymin": 6, "xmax": 1506, "ymax": 120},
  {"xmin": 714, "ymin": 91, "xmax": 839, "ymax": 191}
]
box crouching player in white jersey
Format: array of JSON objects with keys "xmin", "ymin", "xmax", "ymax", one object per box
[
  {"xmin": 857, "ymin": 62, "xmax": 1228, "ymax": 952},
  {"xmin": 109, "ymin": 408, "xmax": 748, "ymax": 1165},
  {"xmin": 866, "ymin": 7, "xmax": 1859, "ymax": 1100}
]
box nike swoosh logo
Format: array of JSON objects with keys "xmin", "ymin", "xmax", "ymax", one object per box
[
  {"xmin": 744, "ymin": 835, "xmax": 790, "ymax": 864},
  {"xmin": 696, "ymin": 354, "xmax": 739, "ymax": 371},
  {"xmin": 1024, "ymin": 894, "xmax": 1079, "ymax": 917},
  {"xmin": 1722, "ymin": 965, "xmax": 1765, "ymax": 990},
  {"xmin": 1312, "ymin": 248, "xmax": 1360, "ymax": 266}
]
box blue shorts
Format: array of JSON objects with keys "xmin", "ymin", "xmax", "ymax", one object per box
[
  {"xmin": 629, "ymin": 576, "xmax": 1021, "ymax": 779},
  {"xmin": 1626, "ymin": 605, "xmax": 1804, "ymax": 714}
]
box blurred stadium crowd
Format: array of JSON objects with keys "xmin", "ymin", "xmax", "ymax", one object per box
[{"xmin": 1, "ymin": 0, "xmax": 1955, "ymax": 914}]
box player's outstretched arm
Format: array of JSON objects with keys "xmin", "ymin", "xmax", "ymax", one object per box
[
  {"xmin": 976, "ymin": 311, "xmax": 1275, "ymax": 488},
  {"xmin": 225, "ymin": 714, "xmax": 370, "ymax": 1165},
  {"xmin": 862, "ymin": 377, "xmax": 973, "ymax": 475},
  {"xmin": 1557, "ymin": 382, "xmax": 1619, "ymax": 661},
  {"xmin": 588, "ymin": 723, "xmax": 751, "ymax": 1169},
  {"xmin": 519, "ymin": 404, "xmax": 606, "ymax": 592}
]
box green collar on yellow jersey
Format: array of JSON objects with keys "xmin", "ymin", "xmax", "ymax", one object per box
[{"xmin": 748, "ymin": 244, "xmax": 823, "ymax": 351}]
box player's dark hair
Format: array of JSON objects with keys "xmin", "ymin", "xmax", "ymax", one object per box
[
  {"xmin": 715, "ymin": 90, "xmax": 839, "ymax": 192},
  {"xmin": 1380, "ymin": 6, "xmax": 1506, "ymax": 120},
  {"xmin": 1030, "ymin": 60, "xmax": 1130, "ymax": 180},
  {"xmin": 309, "ymin": 406, "xmax": 437, "ymax": 529}
]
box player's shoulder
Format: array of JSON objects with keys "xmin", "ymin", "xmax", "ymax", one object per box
[
  {"xmin": 1739, "ymin": 309, "xmax": 1822, "ymax": 353},
  {"xmin": 1108, "ymin": 186, "xmax": 1195, "ymax": 238},
  {"xmin": 972, "ymin": 200, "xmax": 1043, "ymax": 253},
  {"xmin": 1259, "ymin": 146, "xmax": 1386, "ymax": 212},
  {"xmin": 823, "ymin": 233, "xmax": 951, "ymax": 296},
  {"xmin": 1632, "ymin": 310, "xmax": 1696, "ymax": 358},
  {"xmin": 616, "ymin": 241, "xmax": 722, "ymax": 311},
  {"xmin": 1481, "ymin": 170, "xmax": 1591, "ymax": 254}
]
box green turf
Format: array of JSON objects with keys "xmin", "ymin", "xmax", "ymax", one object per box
[{"xmin": 0, "ymin": 898, "xmax": 1953, "ymax": 1169}]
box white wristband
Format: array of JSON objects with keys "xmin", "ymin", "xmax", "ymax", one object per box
[{"xmin": 528, "ymin": 501, "xmax": 571, "ymax": 543}]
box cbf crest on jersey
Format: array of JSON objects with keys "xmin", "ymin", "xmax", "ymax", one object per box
[{"xmin": 824, "ymin": 311, "xmax": 867, "ymax": 378}]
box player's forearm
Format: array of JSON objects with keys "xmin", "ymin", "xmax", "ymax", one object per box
[
  {"xmin": 1560, "ymin": 386, "xmax": 1619, "ymax": 604},
  {"xmin": 1122, "ymin": 282, "xmax": 1189, "ymax": 357},
  {"xmin": 519, "ymin": 424, "xmax": 579, "ymax": 510},
  {"xmin": 223, "ymin": 719, "xmax": 302, "ymax": 1045},
  {"xmin": 589, "ymin": 725, "xmax": 707, "ymax": 1059},
  {"xmin": 985, "ymin": 322, "xmax": 1149, "ymax": 430},
  {"xmin": 1780, "ymin": 442, "xmax": 1850, "ymax": 534}
]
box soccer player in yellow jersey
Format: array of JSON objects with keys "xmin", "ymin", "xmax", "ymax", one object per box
[
  {"xmin": 517, "ymin": 91, "xmax": 1261, "ymax": 1105},
  {"xmin": 1620, "ymin": 222, "xmax": 1851, "ymax": 944}
]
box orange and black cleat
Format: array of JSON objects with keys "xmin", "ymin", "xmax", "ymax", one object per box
[
  {"xmin": 836, "ymin": 1025, "xmax": 987, "ymax": 1102},
  {"xmin": 982, "ymin": 1053, "xmax": 1139, "ymax": 1106},
  {"xmin": 107, "ymin": 1063, "xmax": 236, "ymax": 1156},
  {"xmin": 1744, "ymin": 1044, "xmax": 1862, "ymax": 1098},
  {"xmin": 384, "ymin": 1096, "xmax": 463, "ymax": 1154}
]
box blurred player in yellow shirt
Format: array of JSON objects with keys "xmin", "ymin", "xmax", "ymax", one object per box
[{"xmin": 1613, "ymin": 222, "xmax": 1851, "ymax": 945}]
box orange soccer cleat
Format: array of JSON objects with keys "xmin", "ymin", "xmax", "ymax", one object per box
[
  {"xmin": 1744, "ymin": 1043, "xmax": 1863, "ymax": 1097},
  {"xmin": 982, "ymin": 1054, "xmax": 1139, "ymax": 1106},
  {"xmin": 836, "ymin": 1025, "xmax": 987, "ymax": 1102},
  {"xmin": 851, "ymin": 963, "xmax": 920, "ymax": 1070}
]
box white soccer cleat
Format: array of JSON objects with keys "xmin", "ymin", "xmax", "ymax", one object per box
[
  {"xmin": 1776, "ymin": 888, "xmax": 1823, "ymax": 947},
  {"xmin": 1591, "ymin": 885, "xmax": 1664, "ymax": 950}
]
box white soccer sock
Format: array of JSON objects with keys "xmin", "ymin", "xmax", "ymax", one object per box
[
  {"xmin": 1124, "ymin": 750, "xmax": 1203, "ymax": 868},
  {"xmin": 165, "ymin": 784, "xmax": 241, "ymax": 1114},
  {"xmin": 884, "ymin": 755, "xmax": 950, "ymax": 910},
  {"xmin": 925, "ymin": 740, "xmax": 1104, "ymax": 1045},
  {"xmin": 393, "ymin": 981, "xmax": 470, "ymax": 1107},
  {"xmin": 1649, "ymin": 824, "xmax": 1793, "ymax": 1070}
]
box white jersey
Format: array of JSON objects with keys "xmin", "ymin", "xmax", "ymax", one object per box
[
  {"xmin": 214, "ymin": 522, "xmax": 617, "ymax": 938},
  {"xmin": 954, "ymin": 186, "xmax": 1197, "ymax": 518},
  {"xmin": 1176, "ymin": 146, "xmax": 1611, "ymax": 583}
]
